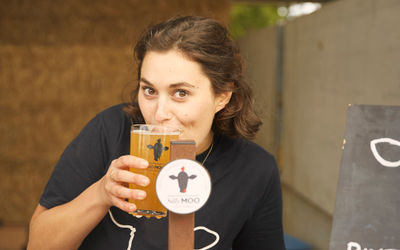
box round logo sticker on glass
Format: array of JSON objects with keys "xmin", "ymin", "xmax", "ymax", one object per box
[{"xmin": 156, "ymin": 159, "xmax": 212, "ymax": 214}]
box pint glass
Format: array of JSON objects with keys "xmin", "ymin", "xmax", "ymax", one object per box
[{"xmin": 129, "ymin": 124, "xmax": 180, "ymax": 218}]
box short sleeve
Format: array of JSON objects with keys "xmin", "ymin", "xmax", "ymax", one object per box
[{"xmin": 39, "ymin": 114, "xmax": 109, "ymax": 209}]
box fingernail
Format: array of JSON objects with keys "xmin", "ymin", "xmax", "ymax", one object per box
[
  {"xmin": 140, "ymin": 160, "xmax": 149, "ymax": 168},
  {"xmin": 141, "ymin": 178, "xmax": 150, "ymax": 186},
  {"xmin": 138, "ymin": 191, "xmax": 146, "ymax": 199}
]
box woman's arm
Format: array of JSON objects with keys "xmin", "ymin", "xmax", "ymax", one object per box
[{"xmin": 27, "ymin": 155, "xmax": 149, "ymax": 250}]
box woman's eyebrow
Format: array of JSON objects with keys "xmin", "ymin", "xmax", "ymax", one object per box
[
  {"xmin": 170, "ymin": 82, "xmax": 196, "ymax": 89},
  {"xmin": 140, "ymin": 77, "xmax": 196, "ymax": 89},
  {"xmin": 139, "ymin": 77, "xmax": 153, "ymax": 86}
]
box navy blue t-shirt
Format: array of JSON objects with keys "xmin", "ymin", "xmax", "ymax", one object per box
[{"xmin": 40, "ymin": 104, "xmax": 285, "ymax": 250}]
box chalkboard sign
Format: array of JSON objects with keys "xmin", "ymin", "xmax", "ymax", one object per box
[{"xmin": 330, "ymin": 105, "xmax": 400, "ymax": 250}]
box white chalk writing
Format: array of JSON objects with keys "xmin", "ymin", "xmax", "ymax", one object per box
[
  {"xmin": 370, "ymin": 138, "xmax": 400, "ymax": 168},
  {"xmin": 347, "ymin": 241, "xmax": 399, "ymax": 250}
]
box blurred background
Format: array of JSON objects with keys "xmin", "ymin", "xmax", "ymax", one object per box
[{"xmin": 0, "ymin": 0, "xmax": 399, "ymax": 249}]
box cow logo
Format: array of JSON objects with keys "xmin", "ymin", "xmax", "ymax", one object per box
[
  {"xmin": 147, "ymin": 138, "xmax": 169, "ymax": 161},
  {"xmin": 156, "ymin": 159, "xmax": 212, "ymax": 214},
  {"xmin": 169, "ymin": 167, "xmax": 197, "ymax": 193}
]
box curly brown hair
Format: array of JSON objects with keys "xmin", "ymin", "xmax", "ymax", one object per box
[{"xmin": 124, "ymin": 16, "xmax": 261, "ymax": 139}]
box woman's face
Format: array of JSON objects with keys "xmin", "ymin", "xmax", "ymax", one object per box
[{"xmin": 138, "ymin": 50, "xmax": 231, "ymax": 153}]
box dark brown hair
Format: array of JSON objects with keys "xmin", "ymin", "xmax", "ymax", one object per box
[{"xmin": 125, "ymin": 16, "xmax": 261, "ymax": 139}]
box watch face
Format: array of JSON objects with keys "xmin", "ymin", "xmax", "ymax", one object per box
[{"xmin": 156, "ymin": 159, "xmax": 212, "ymax": 214}]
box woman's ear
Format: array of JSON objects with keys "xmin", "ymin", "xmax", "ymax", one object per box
[{"xmin": 215, "ymin": 91, "xmax": 233, "ymax": 113}]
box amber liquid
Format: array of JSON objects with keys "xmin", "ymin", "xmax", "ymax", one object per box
[{"xmin": 129, "ymin": 130, "xmax": 179, "ymax": 218}]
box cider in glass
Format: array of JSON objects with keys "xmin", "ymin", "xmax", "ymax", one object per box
[{"xmin": 129, "ymin": 124, "xmax": 180, "ymax": 218}]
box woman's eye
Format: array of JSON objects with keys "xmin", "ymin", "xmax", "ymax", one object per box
[
  {"xmin": 174, "ymin": 89, "xmax": 188, "ymax": 98},
  {"xmin": 143, "ymin": 87, "xmax": 156, "ymax": 96}
]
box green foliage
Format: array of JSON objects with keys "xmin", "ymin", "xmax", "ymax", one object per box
[{"xmin": 230, "ymin": 3, "xmax": 284, "ymax": 39}]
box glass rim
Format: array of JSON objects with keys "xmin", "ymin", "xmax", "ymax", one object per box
[{"xmin": 131, "ymin": 124, "xmax": 181, "ymax": 134}]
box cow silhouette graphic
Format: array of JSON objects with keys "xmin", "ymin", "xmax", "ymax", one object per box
[
  {"xmin": 147, "ymin": 139, "xmax": 169, "ymax": 161},
  {"xmin": 169, "ymin": 167, "xmax": 197, "ymax": 193}
]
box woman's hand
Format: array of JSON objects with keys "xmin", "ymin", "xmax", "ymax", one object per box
[{"xmin": 98, "ymin": 155, "xmax": 150, "ymax": 213}]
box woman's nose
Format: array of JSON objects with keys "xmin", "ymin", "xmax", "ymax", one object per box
[{"xmin": 154, "ymin": 97, "xmax": 172, "ymax": 123}]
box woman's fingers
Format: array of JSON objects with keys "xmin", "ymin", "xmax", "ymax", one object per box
[
  {"xmin": 110, "ymin": 196, "xmax": 136, "ymax": 213},
  {"xmin": 110, "ymin": 185, "xmax": 147, "ymax": 201},
  {"xmin": 109, "ymin": 168, "xmax": 150, "ymax": 187},
  {"xmin": 111, "ymin": 155, "xmax": 148, "ymax": 170},
  {"xmin": 107, "ymin": 155, "xmax": 150, "ymax": 186},
  {"xmin": 103, "ymin": 179, "xmax": 147, "ymax": 211},
  {"xmin": 100, "ymin": 155, "xmax": 151, "ymax": 210},
  {"xmin": 111, "ymin": 187, "xmax": 147, "ymax": 213}
]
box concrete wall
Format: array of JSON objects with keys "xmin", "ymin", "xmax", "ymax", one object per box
[
  {"xmin": 238, "ymin": 26, "xmax": 279, "ymax": 155},
  {"xmin": 240, "ymin": 0, "xmax": 400, "ymax": 249},
  {"xmin": 0, "ymin": 0, "xmax": 231, "ymax": 228},
  {"xmin": 281, "ymin": 0, "xmax": 400, "ymax": 216}
]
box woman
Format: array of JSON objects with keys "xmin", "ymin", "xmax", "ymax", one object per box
[{"xmin": 28, "ymin": 16, "xmax": 285, "ymax": 249}]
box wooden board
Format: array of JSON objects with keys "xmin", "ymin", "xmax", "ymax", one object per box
[{"xmin": 168, "ymin": 140, "xmax": 196, "ymax": 250}]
